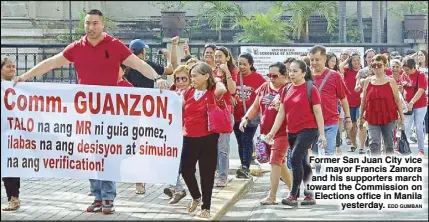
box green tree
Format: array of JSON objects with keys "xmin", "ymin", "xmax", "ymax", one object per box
[
  {"xmin": 57, "ymin": 11, "xmax": 117, "ymax": 43},
  {"xmin": 388, "ymin": 1, "xmax": 428, "ymax": 20},
  {"xmin": 234, "ymin": 5, "xmax": 291, "ymax": 43},
  {"xmin": 284, "ymin": 1, "xmax": 338, "ymax": 42},
  {"xmin": 196, "ymin": 1, "xmax": 243, "ymax": 42}
]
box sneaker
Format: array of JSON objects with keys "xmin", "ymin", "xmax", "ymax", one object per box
[
  {"xmin": 2, "ymin": 197, "xmax": 20, "ymax": 211},
  {"xmin": 169, "ymin": 191, "xmax": 186, "ymax": 204},
  {"xmin": 301, "ymin": 195, "xmax": 316, "ymax": 205},
  {"xmin": 359, "ymin": 149, "xmax": 366, "ymax": 154},
  {"xmin": 410, "ymin": 135, "xmax": 417, "ymax": 143},
  {"xmin": 87, "ymin": 201, "xmax": 102, "ymax": 212},
  {"xmin": 102, "ymin": 200, "xmax": 115, "ymax": 214},
  {"xmin": 281, "ymin": 195, "xmax": 298, "ymax": 206},
  {"xmin": 418, "ymin": 150, "xmax": 425, "ymax": 156},
  {"xmin": 236, "ymin": 167, "xmax": 251, "ymax": 179},
  {"xmin": 164, "ymin": 187, "xmax": 174, "ymax": 199},
  {"xmin": 216, "ymin": 179, "xmax": 228, "ymax": 187}
]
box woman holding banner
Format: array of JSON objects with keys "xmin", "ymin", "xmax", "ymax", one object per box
[
  {"xmin": 181, "ymin": 62, "xmax": 227, "ymax": 218},
  {"xmin": 163, "ymin": 65, "xmax": 191, "ymax": 204},
  {"xmin": 1, "ymin": 56, "xmax": 21, "ymax": 211}
]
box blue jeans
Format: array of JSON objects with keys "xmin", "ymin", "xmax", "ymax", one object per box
[
  {"xmin": 217, "ymin": 115, "xmax": 234, "ymax": 181},
  {"xmin": 349, "ymin": 106, "xmax": 360, "ymax": 123},
  {"xmin": 174, "ymin": 173, "xmax": 185, "ymax": 192},
  {"xmin": 404, "ymin": 107, "xmax": 427, "ymax": 151},
  {"xmin": 233, "ymin": 121, "xmax": 258, "ymax": 169},
  {"xmin": 89, "ymin": 179, "xmax": 116, "ymax": 201},
  {"xmin": 312, "ymin": 124, "xmax": 339, "ymax": 173}
]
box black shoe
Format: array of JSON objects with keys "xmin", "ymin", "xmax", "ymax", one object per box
[
  {"xmin": 163, "ymin": 187, "xmax": 174, "ymax": 199},
  {"xmin": 236, "ymin": 167, "xmax": 251, "ymax": 179}
]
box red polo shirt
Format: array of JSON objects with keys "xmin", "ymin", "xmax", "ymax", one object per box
[{"xmin": 63, "ymin": 34, "xmax": 132, "ymax": 86}]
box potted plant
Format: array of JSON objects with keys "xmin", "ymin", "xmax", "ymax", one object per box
[{"xmin": 150, "ymin": 1, "xmax": 188, "ymax": 38}]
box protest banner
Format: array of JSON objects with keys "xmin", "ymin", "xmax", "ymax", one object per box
[
  {"xmin": 308, "ymin": 156, "xmax": 427, "ymax": 212},
  {"xmin": 240, "ymin": 46, "xmax": 365, "ymax": 75},
  {"xmin": 1, "ymin": 81, "xmax": 183, "ymax": 184}
]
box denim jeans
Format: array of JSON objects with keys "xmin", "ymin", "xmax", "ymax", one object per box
[
  {"xmin": 367, "ymin": 121, "xmax": 395, "ymax": 156},
  {"xmin": 404, "ymin": 107, "xmax": 427, "ymax": 151},
  {"xmin": 312, "ymin": 124, "xmax": 339, "ymax": 173},
  {"xmin": 217, "ymin": 115, "xmax": 234, "ymax": 181},
  {"xmin": 288, "ymin": 128, "xmax": 319, "ymax": 197},
  {"xmin": 174, "ymin": 173, "xmax": 185, "ymax": 192},
  {"xmin": 89, "ymin": 179, "xmax": 116, "ymax": 201},
  {"xmin": 233, "ymin": 121, "xmax": 258, "ymax": 169}
]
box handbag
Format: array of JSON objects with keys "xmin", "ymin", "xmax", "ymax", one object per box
[
  {"xmin": 239, "ymin": 71, "xmax": 260, "ymax": 127},
  {"xmin": 207, "ymin": 93, "xmax": 233, "ymax": 134},
  {"xmin": 255, "ymin": 137, "xmax": 270, "ymax": 164},
  {"xmin": 404, "ymin": 73, "xmax": 420, "ymax": 115},
  {"xmin": 398, "ymin": 130, "xmax": 412, "ymax": 155}
]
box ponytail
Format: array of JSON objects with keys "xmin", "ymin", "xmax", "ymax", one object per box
[{"xmin": 292, "ymin": 60, "xmax": 313, "ymax": 81}]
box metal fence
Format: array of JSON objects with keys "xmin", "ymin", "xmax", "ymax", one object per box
[{"xmin": 1, "ymin": 42, "xmax": 416, "ymax": 83}]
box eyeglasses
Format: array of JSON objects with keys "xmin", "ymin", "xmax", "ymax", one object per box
[
  {"xmin": 371, "ymin": 62, "xmax": 383, "ymax": 69},
  {"xmin": 267, "ymin": 73, "xmax": 280, "ymax": 79},
  {"xmin": 175, "ymin": 76, "xmax": 188, "ymax": 82}
]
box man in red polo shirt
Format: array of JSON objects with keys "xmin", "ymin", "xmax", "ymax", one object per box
[
  {"xmin": 14, "ymin": 9, "xmax": 168, "ymax": 214},
  {"xmin": 308, "ymin": 45, "xmax": 352, "ymax": 173}
]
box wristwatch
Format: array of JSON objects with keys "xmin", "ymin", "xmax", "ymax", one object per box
[{"xmin": 154, "ymin": 76, "xmax": 163, "ymax": 81}]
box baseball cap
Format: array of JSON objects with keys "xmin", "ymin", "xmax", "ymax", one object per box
[{"xmin": 129, "ymin": 39, "xmax": 149, "ymax": 54}]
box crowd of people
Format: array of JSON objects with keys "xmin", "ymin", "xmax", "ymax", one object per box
[{"xmin": 2, "ymin": 9, "xmax": 428, "ymax": 219}]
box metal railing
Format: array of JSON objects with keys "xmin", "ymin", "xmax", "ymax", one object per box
[{"xmin": 1, "ymin": 42, "xmax": 416, "ymax": 83}]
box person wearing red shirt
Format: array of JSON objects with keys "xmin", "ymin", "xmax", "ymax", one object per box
[
  {"xmin": 402, "ymin": 57, "xmax": 428, "ymax": 156},
  {"xmin": 308, "ymin": 45, "xmax": 352, "ymax": 168},
  {"xmin": 182, "ymin": 62, "xmax": 227, "ymax": 218},
  {"xmin": 234, "ymin": 53, "xmax": 266, "ymax": 179},
  {"xmin": 358, "ymin": 54, "xmax": 404, "ymax": 156},
  {"xmin": 164, "ymin": 65, "xmax": 191, "ymax": 204},
  {"xmin": 14, "ymin": 9, "xmax": 168, "ymax": 214},
  {"xmin": 339, "ymin": 53, "xmax": 362, "ymax": 153},
  {"xmin": 239, "ymin": 62, "xmax": 292, "ymax": 205},
  {"xmin": 265, "ymin": 59, "xmax": 326, "ymax": 206},
  {"xmin": 213, "ymin": 46, "xmax": 238, "ymax": 187}
]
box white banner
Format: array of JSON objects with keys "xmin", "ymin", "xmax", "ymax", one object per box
[
  {"xmin": 240, "ymin": 46, "xmax": 365, "ymax": 75},
  {"xmin": 1, "ymin": 81, "xmax": 183, "ymax": 184}
]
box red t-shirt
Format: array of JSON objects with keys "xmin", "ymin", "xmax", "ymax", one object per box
[
  {"xmin": 183, "ymin": 86, "xmax": 217, "ymax": 137},
  {"xmin": 117, "ymin": 79, "xmax": 133, "ymax": 87},
  {"xmin": 63, "ymin": 34, "xmax": 132, "ymax": 86},
  {"xmin": 343, "ymin": 67, "xmax": 361, "ymax": 107},
  {"xmin": 281, "ymin": 82, "xmax": 321, "ymax": 134},
  {"xmin": 313, "ymin": 68, "xmax": 349, "ymax": 125},
  {"xmin": 234, "ymin": 71, "xmax": 266, "ymax": 121},
  {"xmin": 256, "ymin": 82, "xmax": 287, "ymax": 139},
  {"xmin": 403, "ymin": 70, "xmax": 428, "ymax": 109},
  {"xmin": 213, "ymin": 68, "xmax": 238, "ymax": 113}
]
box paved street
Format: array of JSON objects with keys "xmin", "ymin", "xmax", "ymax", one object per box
[{"xmin": 221, "ymin": 137, "xmax": 429, "ymax": 221}]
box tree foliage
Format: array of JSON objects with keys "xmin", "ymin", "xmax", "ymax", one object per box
[
  {"xmin": 149, "ymin": 1, "xmax": 188, "ymax": 12},
  {"xmin": 196, "ymin": 1, "xmax": 243, "ymax": 41},
  {"xmin": 234, "ymin": 5, "xmax": 291, "ymax": 43},
  {"xmin": 57, "ymin": 11, "xmax": 116, "ymax": 43},
  {"xmin": 387, "ymin": 1, "xmax": 428, "ymax": 20},
  {"xmin": 284, "ymin": 1, "xmax": 338, "ymax": 40}
]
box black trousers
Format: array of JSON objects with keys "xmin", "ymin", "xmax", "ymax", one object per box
[
  {"xmin": 288, "ymin": 128, "xmax": 318, "ymax": 197},
  {"xmin": 181, "ymin": 134, "xmax": 219, "ymax": 210},
  {"xmin": 2, "ymin": 177, "xmax": 20, "ymax": 201}
]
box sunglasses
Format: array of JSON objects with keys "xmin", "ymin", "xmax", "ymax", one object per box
[
  {"xmin": 175, "ymin": 76, "xmax": 188, "ymax": 82},
  {"xmin": 267, "ymin": 73, "xmax": 281, "ymax": 79},
  {"xmin": 371, "ymin": 62, "xmax": 383, "ymax": 69}
]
